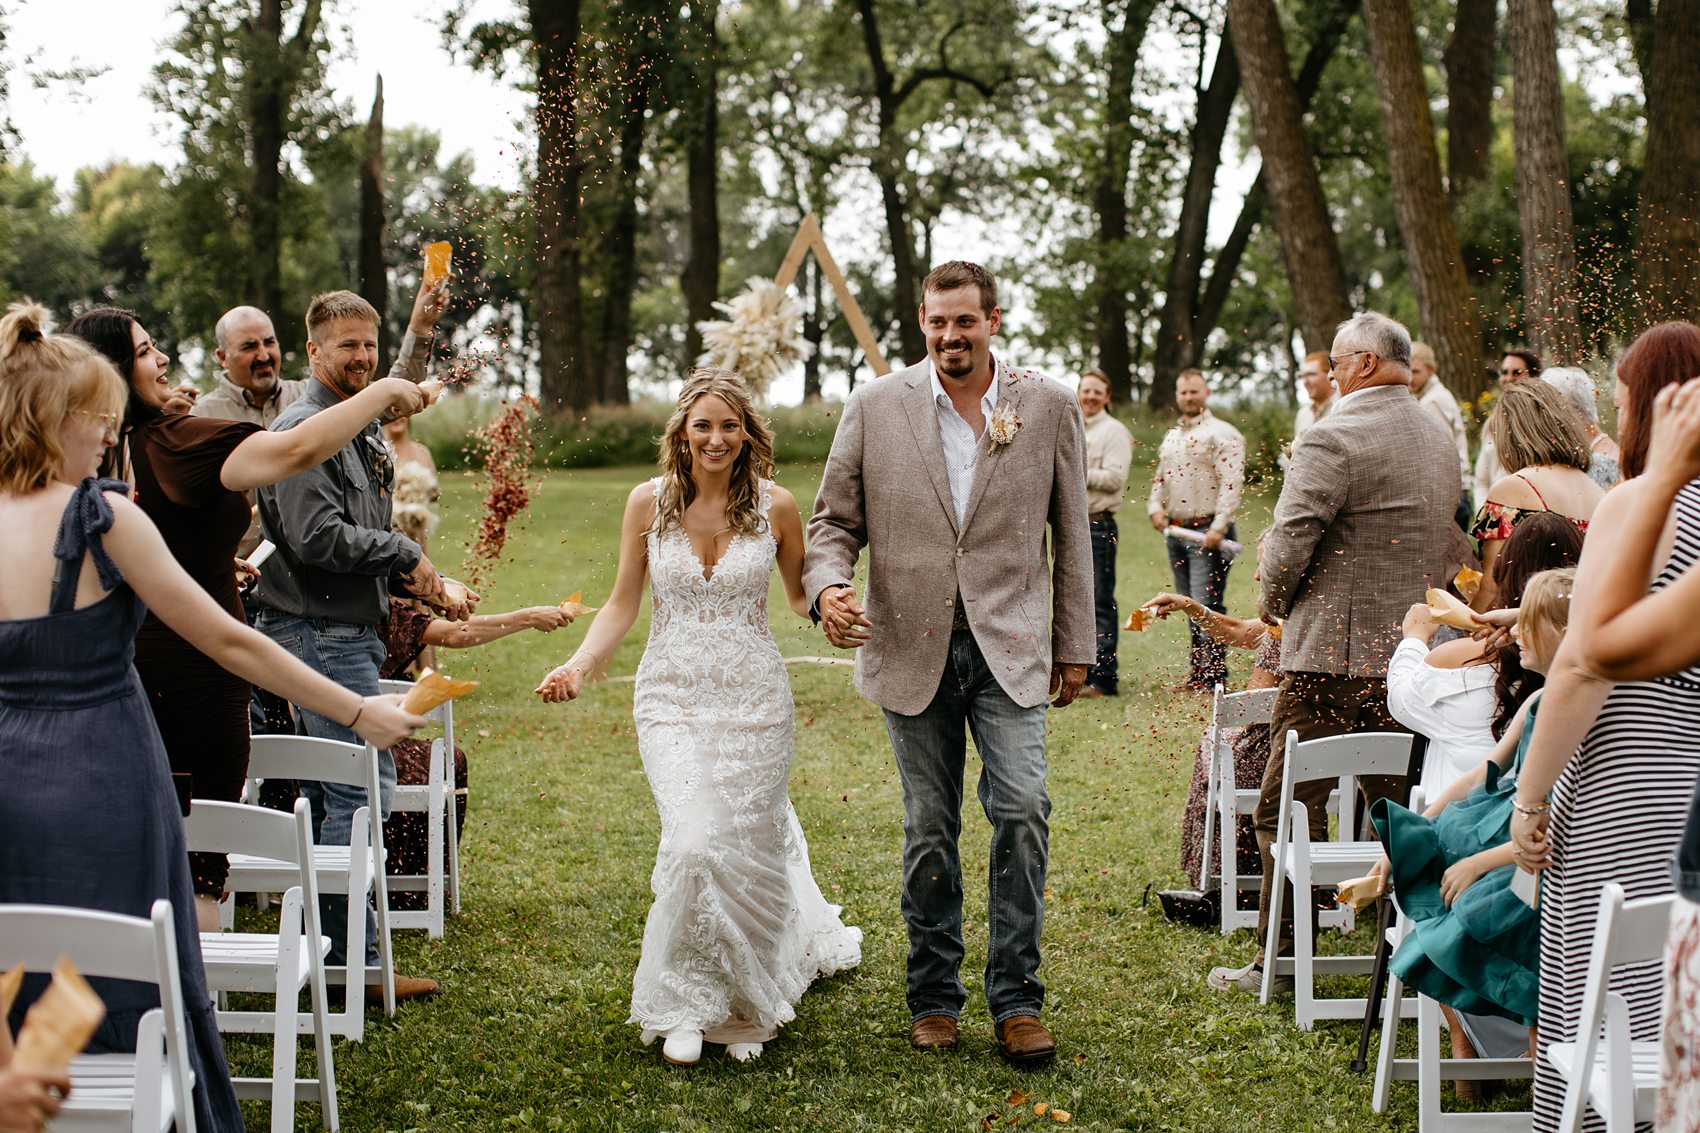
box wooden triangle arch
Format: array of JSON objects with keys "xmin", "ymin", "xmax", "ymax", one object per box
[{"xmin": 772, "ymin": 213, "xmax": 892, "ymax": 377}]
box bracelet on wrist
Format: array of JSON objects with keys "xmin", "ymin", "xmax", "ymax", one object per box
[
  {"xmin": 346, "ymin": 696, "xmax": 366, "ymax": 730},
  {"xmin": 1511, "ymin": 798, "xmax": 1549, "ymax": 818}
]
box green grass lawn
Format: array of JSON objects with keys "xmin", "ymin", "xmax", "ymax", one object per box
[{"xmin": 222, "ymin": 463, "xmax": 1479, "ymax": 1131}]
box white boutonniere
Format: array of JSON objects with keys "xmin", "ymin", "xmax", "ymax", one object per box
[{"xmin": 987, "ymin": 404, "xmax": 1022, "ymax": 446}]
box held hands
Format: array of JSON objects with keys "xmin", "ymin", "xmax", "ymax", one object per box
[
  {"xmin": 1401, "ymin": 602, "xmax": 1441, "ymax": 643},
  {"xmin": 1050, "ymin": 662, "xmax": 1087, "ymax": 707},
  {"xmin": 350, "ymin": 694, "xmax": 428, "ymax": 751},
  {"xmin": 819, "ymin": 586, "xmax": 871, "ymax": 649}
]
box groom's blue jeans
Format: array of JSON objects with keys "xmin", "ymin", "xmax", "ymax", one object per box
[
  {"xmin": 882, "ymin": 629, "xmax": 1050, "ymax": 1024},
  {"xmin": 255, "ymin": 610, "xmax": 394, "ymax": 968}
]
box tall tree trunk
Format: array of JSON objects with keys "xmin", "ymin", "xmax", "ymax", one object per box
[
  {"xmin": 1508, "ymin": 0, "xmax": 1582, "ymax": 363},
  {"xmin": 1362, "ymin": 0, "xmax": 1487, "ymax": 400},
  {"xmin": 1634, "ymin": 0, "xmax": 1700, "ymax": 325},
  {"xmin": 1226, "ymin": 0, "xmax": 1353, "ymax": 354},
  {"xmin": 358, "ymin": 75, "xmax": 388, "ymax": 363},
  {"xmin": 598, "ymin": 43, "xmax": 656, "ymax": 407},
  {"xmin": 1626, "ymin": 0, "xmax": 1654, "ymax": 100},
  {"xmin": 854, "ymin": 0, "xmax": 926, "ymax": 366},
  {"xmin": 1152, "ymin": 0, "xmax": 1355, "ymax": 407},
  {"xmin": 802, "ymin": 254, "xmax": 824, "ymax": 401},
  {"xmin": 1094, "ymin": 0, "xmax": 1160, "ymax": 404},
  {"xmin": 530, "ymin": 0, "xmax": 588, "ymax": 411},
  {"xmin": 245, "ymin": 0, "xmax": 321, "ymax": 328},
  {"xmin": 681, "ymin": 0, "xmax": 720, "ymax": 366},
  {"xmin": 1151, "ymin": 28, "xmax": 1240, "ymax": 408},
  {"xmin": 1444, "ymin": 0, "xmax": 1496, "ymax": 201}
]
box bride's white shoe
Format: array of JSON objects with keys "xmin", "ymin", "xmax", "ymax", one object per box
[
  {"xmin": 725, "ymin": 1043, "xmax": 763, "ymax": 1063},
  {"xmin": 661, "ymin": 1028, "xmax": 703, "ymax": 1066}
]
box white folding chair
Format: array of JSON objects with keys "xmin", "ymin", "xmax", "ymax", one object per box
[
  {"xmin": 378, "ymin": 678, "xmax": 461, "ymax": 935},
  {"xmin": 1261, "ymin": 729, "xmax": 1413, "ymax": 1028},
  {"xmin": 1371, "ymin": 791, "xmax": 1533, "ymax": 1130},
  {"xmin": 229, "ymin": 735, "xmax": 397, "ymax": 1025},
  {"xmin": 186, "ymin": 799, "xmax": 338, "ymax": 1133},
  {"xmin": 1547, "ymin": 882, "xmax": 1670, "ymax": 1132},
  {"xmin": 0, "ymin": 900, "xmax": 194, "ymax": 1133},
  {"xmin": 1199, "ymin": 684, "xmax": 1280, "ymax": 934}
]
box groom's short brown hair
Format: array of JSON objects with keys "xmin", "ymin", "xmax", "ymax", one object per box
[{"xmin": 921, "ymin": 261, "xmax": 999, "ymax": 316}]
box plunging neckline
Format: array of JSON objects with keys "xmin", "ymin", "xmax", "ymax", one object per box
[{"xmin": 682, "ymin": 529, "xmax": 737, "ymax": 583}]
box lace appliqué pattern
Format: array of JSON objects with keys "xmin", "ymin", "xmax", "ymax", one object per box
[{"xmin": 628, "ymin": 478, "xmax": 861, "ymax": 1045}]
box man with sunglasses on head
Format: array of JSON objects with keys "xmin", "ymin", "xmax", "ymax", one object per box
[
  {"xmin": 1207, "ymin": 311, "xmax": 1457, "ymax": 996},
  {"xmin": 252, "ymin": 287, "xmax": 467, "ymax": 1003}
]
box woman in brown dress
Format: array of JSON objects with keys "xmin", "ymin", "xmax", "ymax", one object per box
[{"xmin": 66, "ymin": 305, "xmax": 430, "ymax": 924}]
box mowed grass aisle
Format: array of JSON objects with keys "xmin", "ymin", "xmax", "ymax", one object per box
[{"xmin": 225, "ymin": 464, "xmax": 1439, "ymax": 1131}]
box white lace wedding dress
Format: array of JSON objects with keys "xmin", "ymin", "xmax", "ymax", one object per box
[{"xmin": 629, "ymin": 478, "xmax": 861, "ymax": 1046}]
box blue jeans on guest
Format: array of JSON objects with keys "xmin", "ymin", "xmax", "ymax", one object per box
[
  {"xmin": 1088, "ymin": 514, "xmax": 1119, "ymax": 695},
  {"xmin": 254, "ymin": 610, "xmax": 394, "ymax": 967},
  {"xmin": 1166, "ymin": 518, "xmax": 1236, "ymax": 688},
  {"xmin": 882, "ymin": 629, "xmax": 1051, "ymax": 1023}
]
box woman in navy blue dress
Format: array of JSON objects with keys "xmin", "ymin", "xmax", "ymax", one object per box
[{"xmin": 0, "ymin": 302, "xmax": 426, "ymax": 1131}]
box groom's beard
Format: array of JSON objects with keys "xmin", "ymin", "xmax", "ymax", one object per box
[{"xmin": 934, "ymin": 341, "xmax": 975, "ymax": 378}]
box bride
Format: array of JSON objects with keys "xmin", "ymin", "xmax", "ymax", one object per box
[{"xmin": 536, "ymin": 369, "xmax": 861, "ymax": 1066}]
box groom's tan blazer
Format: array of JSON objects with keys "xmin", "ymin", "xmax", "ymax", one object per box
[{"xmin": 804, "ymin": 359, "xmax": 1096, "ymax": 716}]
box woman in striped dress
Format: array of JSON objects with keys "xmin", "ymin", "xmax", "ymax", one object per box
[{"xmin": 1510, "ymin": 322, "xmax": 1700, "ymax": 1131}]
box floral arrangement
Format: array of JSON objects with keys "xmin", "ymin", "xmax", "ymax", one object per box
[
  {"xmin": 694, "ymin": 277, "xmax": 813, "ymax": 398},
  {"xmin": 987, "ymin": 404, "xmax": 1022, "ymax": 446}
]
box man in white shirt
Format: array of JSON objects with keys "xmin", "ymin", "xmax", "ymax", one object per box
[
  {"xmin": 1409, "ymin": 341, "xmax": 1472, "ymax": 529},
  {"xmin": 1147, "ymin": 369, "xmax": 1245, "ymax": 689},
  {"xmin": 1077, "ymin": 369, "xmax": 1134, "ymax": 697}
]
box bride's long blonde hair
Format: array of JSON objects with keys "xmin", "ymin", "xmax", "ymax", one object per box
[{"xmin": 654, "ymin": 368, "xmax": 775, "ymax": 536}]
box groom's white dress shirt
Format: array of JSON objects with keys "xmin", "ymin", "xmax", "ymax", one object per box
[{"xmin": 930, "ymin": 360, "xmax": 1000, "ymax": 527}]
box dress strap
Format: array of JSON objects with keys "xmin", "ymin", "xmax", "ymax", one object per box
[
  {"xmin": 1513, "ymin": 472, "xmax": 1551, "ymax": 510},
  {"xmin": 50, "ymin": 477, "xmax": 128, "ymax": 612}
]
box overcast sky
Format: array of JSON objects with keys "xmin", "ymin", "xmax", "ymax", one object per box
[{"xmin": 9, "ymin": 0, "xmax": 532, "ymax": 192}]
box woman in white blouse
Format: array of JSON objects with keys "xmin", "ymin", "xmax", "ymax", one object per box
[{"xmin": 1388, "ymin": 511, "xmax": 1584, "ymax": 799}]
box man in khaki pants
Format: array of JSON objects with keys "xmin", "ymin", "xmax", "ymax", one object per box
[{"xmin": 1209, "ymin": 311, "xmax": 1458, "ymax": 994}]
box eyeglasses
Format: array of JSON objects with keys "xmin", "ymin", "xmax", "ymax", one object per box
[
  {"xmin": 1501, "ymin": 365, "xmax": 1529, "ymax": 378},
  {"xmin": 362, "ymin": 432, "xmax": 396, "ymax": 491},
  {"xmin": 1328, "ymin": 350, "xmax": 1371, "ymax": 372},
  {"xmin": 76, "ymin": 410, "xmax": 121, "ymax": 433}
]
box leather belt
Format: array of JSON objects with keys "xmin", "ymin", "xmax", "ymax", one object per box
[{"xmin": 1089, "ymin": 510, "xmax": 1114, "ymax": 522}]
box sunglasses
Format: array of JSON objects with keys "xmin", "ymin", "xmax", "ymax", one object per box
[{"xmin": 362, "ymin": 432, "xmax": 396, "ymax": 492}]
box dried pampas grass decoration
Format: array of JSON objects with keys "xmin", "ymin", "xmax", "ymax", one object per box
[{"xmin": 694, "ymin": 277, "xmax": 813, "ymax": 398}]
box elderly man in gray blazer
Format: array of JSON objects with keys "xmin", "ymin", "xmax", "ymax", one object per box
[
  {"xmin": 805, "ymin": 261, "xmax": 1095, "ymax": 1067},
  {"xmin": 1209, "ymin": 311, "xmax": 1460, "ymax": 995}
]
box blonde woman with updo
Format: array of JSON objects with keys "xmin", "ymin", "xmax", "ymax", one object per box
[
  {"xmin": 536, "ymin": 369, "xmax": 861, "ymax": 1067},
  {"xmin": 0, "ymin": 304, "xmax": 425, "ymax": 1132}
]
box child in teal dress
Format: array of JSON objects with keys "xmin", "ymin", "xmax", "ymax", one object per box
[{"xmin": 1371, "ymin": 566, "xmax": 1576, "ymax": 1032}]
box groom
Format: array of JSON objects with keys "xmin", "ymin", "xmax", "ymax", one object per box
[{"xmin": 804, "ymin": 260, "xmax": 1094, "ymax": 1067}]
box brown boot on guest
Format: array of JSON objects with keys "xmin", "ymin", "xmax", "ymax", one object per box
[
  {"xmin": 995, "ymin": 1015, "xmax": 1056, "ymax": 1068},
  {"xmin": 909, "ymin": 1014, "xmax": 959, "ymax": 1051},
  {"xmin": 367, "ymin": 972, "xmax": 441, "ymax": 1004}
]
